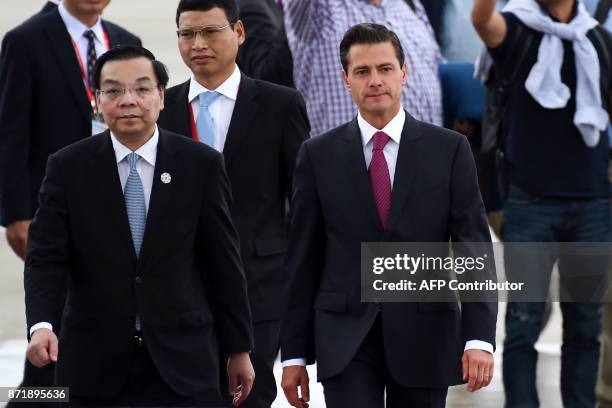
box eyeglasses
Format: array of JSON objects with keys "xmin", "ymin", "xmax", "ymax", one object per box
[
  {"xmin": 176, "ymin": 23, "xmax": 233, "ymax": 41},
  {"xmin": 97, "ymin": 86, "xmax": 159, "ymax": 101}
]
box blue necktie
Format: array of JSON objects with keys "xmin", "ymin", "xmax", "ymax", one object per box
[
  {"xmin": 196, "ymin": 91, "xmax": 221, "ymax": 147},
  {"xmin": 124, "ymin": 153, "xmax": 146, "ymax": 257}
]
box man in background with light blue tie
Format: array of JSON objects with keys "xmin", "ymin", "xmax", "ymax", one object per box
[
  {"xmin": 157, "ymin": 1, "xmax": 310, "ymax": 406},
  {"xmin": 24, "ymin": 45, "xmax": 255, "ymax": 407}
]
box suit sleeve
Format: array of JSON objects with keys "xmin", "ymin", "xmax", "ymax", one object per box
[
  {"xmin": 280, "ymin": 91, "xmax": 310, "ymax": 200},
  {"xmin": 24, "ymin": 153, "xmax": 70, "ymax": 333},
  {"xmin": 280, "ymin": 143, "xmax": 325, "ymax": 364},
  {"xmin": 107, "ymin": 22, "xmax": 142, "ymax": 47},
  {"xmin": 121, "ymin": 32, "xmax": 141, "ymax": 47},
  {"xmin": 198, "ymin": 153, "xmax": 254, "ymax": 355},
  {"xmin": 115, "ymin": 22, "xmax": 142, "ymax": 47},
  {"xmin": 448, "ymin": 135, "xmax": 498, "ymax": 348},
  {"xmin": 0, "ymin": 30, "xmax": 34, "ymax": 226},
  {"xmin": 237, "ymin": 3, "xmax": 294, "ymax": 86}
]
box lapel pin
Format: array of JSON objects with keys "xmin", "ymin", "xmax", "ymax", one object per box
[{"xmin": 161, "ymin": 172, "xmax": 172, "ymax": 184}]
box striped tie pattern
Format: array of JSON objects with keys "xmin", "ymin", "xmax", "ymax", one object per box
[
  {"xmin": 369, "ymin": 131, "xmax": 392, "ymax": 230},
  {"xmin": 84, "ymin": 30, "xmax": 97, "ymax": 90},
  {"xmin": 124, "ymin": 153, "xmax": 146, "ymax": 256},
  {"xmin": 196, "ymin": 91, "xmax": 221, "ymax": 147}
]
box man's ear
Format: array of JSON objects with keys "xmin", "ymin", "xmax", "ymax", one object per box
[
  {"xmin": 235, "ymin": 20, "xmax": 246, "ymax": 46},
  {"xmin": 342, "ymin": 70, "xmax": 351, "ymax": 92},
  {"xmin": 401, "ymin": 63, "xmax": 407, "ymax": 85},
  {"xmin": 95, "ymin": 92, "xmax": 103, "ymax": 115},
  {"xmin": 158, "ymin": 87, "xmax": 165, "ymax": 111}
]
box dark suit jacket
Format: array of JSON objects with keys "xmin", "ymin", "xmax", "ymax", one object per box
[
  {"xmin": 281, "ymin": 113, "xmax": 498, "ymax": 387},
  {"xmin": 40, "ymin": 1, "xmax": 58, "ymax": 14},
  {"xmin": 236, "ymin": 0, "xmax": 294, "ymax": 87},
  {"xmin": 24, "ymin": 129, "xmax": 253, "ymax": 397},
  {"xmin": 158, "ymin": 75, "xmax": 309, "ymax": 323},
  {"xmin": 0, "ymin": 8, "xmax": 141, "ymax": 227}
]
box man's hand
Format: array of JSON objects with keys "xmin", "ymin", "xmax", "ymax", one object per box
[
  {"xmin": 281, "ymin": 365, "xmax": 310, "ymax": 408},
  {"xmin": 462, "ymin": 349, "xmax": 494, "ymax": 392},
  {"xmin": 227, "ymin": 352, "xmax": 255, "ymax": 406},
  {"xmin": 26, "ymin": 328, "xmax": 58, "ymax": 368},
  {"xmin": 6, "ymin": 220, "xmax": 32, "ymax": 260}
]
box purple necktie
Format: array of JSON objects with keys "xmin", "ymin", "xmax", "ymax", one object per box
[{"xmin": 369, "ymin": 131, "xmax": 392, "ymax": 230}]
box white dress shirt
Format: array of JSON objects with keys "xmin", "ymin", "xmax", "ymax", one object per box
[
  {"xmin": 49, "ymin": 0, "xmax": 61, "ymax": 4},
  {"xmin": 358, "ymin": 108, "xmax": 404, "ymax": 187},
  {"xmin": 110, "ymin": 128, "xmax": 158, "ymax": 213},
  {"xmin": 281, "ymin": 109, "xmax": 493, "ymax": 367},
  {"xmin": 188, "ymin": 64, "xmax": 240, "ymax": 152},
  {"xmin": 29, "ymin": 128, "xmax": 159, "ymax": 336},
  {"xmin": 58, "ymin": 1, "xmax": 109, "ymax": 87}
]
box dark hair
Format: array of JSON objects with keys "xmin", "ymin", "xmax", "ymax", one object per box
[
  {"xmin": 175, "ymin": 0, "xmax": 239, "ymax": 27},
  {"xmin": 92, "ymin": 45, "xmax": 169, "ymax": 91},
  {"xmin": 339, "ymin": 23, "xmax": 405, "ymax": 73}
]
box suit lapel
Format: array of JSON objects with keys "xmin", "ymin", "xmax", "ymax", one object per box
[
  {"xmin": 162, "ymin": 81, "xmax": 192, "ymax": 138},
  {"xmin": 223, "ymin": 74, "xmax": 258, "ymax": 169},
  {"xmin": 89, "ymin": 131, "xmax": 137, "ymax": 264},
  {"xmin": 102, "ymin": 20, "xmax": 121, "ymax": 47},
  {"xmin": 138, "ymin": 130, "xmax": 179, "ymax": 270},
  {"xmin": 342, "ymin": 119, "xmax": 383, "ymax": 230},
  {"xmin": 44, "ymin": 10, "xmax": 91, "ymax": 123},
  {"xmin": 387, "ymin": 113, "xmax": 423, "ymax": 229}
]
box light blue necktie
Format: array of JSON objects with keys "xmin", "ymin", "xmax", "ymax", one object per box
[
  {"xmin": 124, "ymin": 153, "xmax": 146, "ymax": 257},
  {"xmin": 196, "ymin": 91, "xmax": 221, "ymax": 147}
]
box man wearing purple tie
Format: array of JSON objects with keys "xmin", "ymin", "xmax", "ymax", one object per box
[{"xmin": 280, "ymin": 23, "xmax": 498, "ymax": 408}]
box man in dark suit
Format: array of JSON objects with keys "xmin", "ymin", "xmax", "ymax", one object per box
[
  {"xmin": 157, "ymin": 1, "xmax": 309, "ymax": 406},
  {"xmin": 280, "ymin": 23, "xmax": 498, "ymax": 408},
  {"xmin": 236, "ymin": 0, "xmax": 294, "ymax": 87},
  {"xmin": 0, "ymin": 0, "xmax": 141, "ymax": 393},
  {"xmin": 25, "ymin": 45, "xmax": 255, "ymax": 407}
]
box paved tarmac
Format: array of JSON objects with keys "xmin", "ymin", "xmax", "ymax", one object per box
[{"xmin": 1, "ymin": 2, "xmax": 567, "ymax": 407}]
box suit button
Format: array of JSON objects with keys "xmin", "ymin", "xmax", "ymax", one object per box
[{"xmin": 135, "ymin": 276, "xmax": 142, "ymax": 284}]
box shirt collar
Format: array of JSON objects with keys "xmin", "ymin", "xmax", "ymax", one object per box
[
  {"xmin": 110, "ymin": 126, "xmax": 159, "ymax": 167},
  {"xmin": 58, "ymin": 1, "xmax": 105, "ymax": 45},
  {"xmin": 188, "ymin": 64, "xmax": 241, "ymax": 103},
  {"xmin": 358, "ymin": 107, "xmax": 405, "ymax": 147},
  {"xmin": 49, "ymin": 0, "xmax": 61, "ymax": 5}
]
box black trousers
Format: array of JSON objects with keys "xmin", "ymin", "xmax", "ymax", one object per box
[
  {"xmin": 5, "ymin": 362, "xmax": 57, "ymax": 408},
  {"xmin": 219, "ymin": 320, "xmax": 280, "ymax": 408},
  {"xmin": 322, "ymin": 317, "xmax": 448, "ymax": 408},
  {"xmin": 7, "ymin": 287, "xmax": 64, "ymax": 408},
  {"xmin": 67, "ymin": 336, "xmax": 227, "ymax": 407}
]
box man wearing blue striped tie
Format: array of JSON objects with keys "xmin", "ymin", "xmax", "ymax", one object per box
[{"xmin": 23, "ymin": 45, "xmax": 255, "ymax": 407}]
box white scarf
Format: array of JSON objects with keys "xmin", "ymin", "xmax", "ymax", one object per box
[{"xmin": 475, "ymin": 0, "xmax": 608, "ymax": 147}]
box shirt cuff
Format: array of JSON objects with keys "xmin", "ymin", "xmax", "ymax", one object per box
[
  {"xmin": 464, "ymin": 340, "xmax": 494, "ymax": 354},
  {"xmin": 282, "ymin": 358, "xmax": 307, "ymax": 367},
  {"xmin": 29, "ymin": 322, "xmax": 53, "ymax": 337}
]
